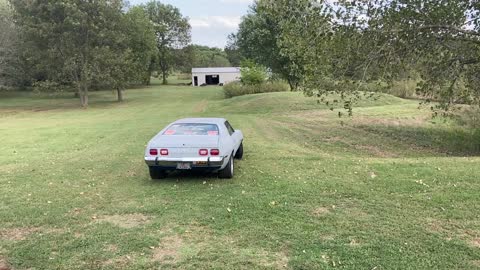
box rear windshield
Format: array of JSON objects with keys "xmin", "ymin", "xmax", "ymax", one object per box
[{"xmin": 163, "ymin": 123, "xmax": 219, "ymax": 136}]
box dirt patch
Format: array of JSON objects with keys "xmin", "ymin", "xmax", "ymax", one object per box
[
  {"xmin": 0, "ymin": 227, "xmax": 66, "ymax": 242},
  {"xmin": 0, "ymin": 256, "xmax": 11, "ymax": 270},
  {"xmin": 470, "ymin": 238, "xmax": 480, "ymax": 248},
  {"xmin": 322, "ymin": 136, "xmax": 345, "ymax": 143},
  {"xmin": 0, "ymin": 227, "xmax": 39, "ymax": 241},
  {"xmin": 152, "ymin": 235, "xmax": 183, "ymax": 263},
  {"xmin": 104, "ymin": 244, "xmax": 119, "ymax": 253},
  {"xmin": 193, "ymin": 99, "xmax": 209, "ymax": 113},
  {"xmin": 257, "ymin": 250, "xmax": 289, "ymax": 269},
  {"xmin": 73, "ymin": 232, "xmax": 84, "ymax": 239},
  {"xmin": 95, "ymin": 214, "xmax": 151, "ymax": 229},
  {"xmin": 181, "ymin": 224, "xmax": 213, "ymax": 243},
  {"xmin": 271, "ymin": 252, "xmax": 289, "ymax": 269},
  {"xmin": 425, "ymin": 219, "xmax": 480, "ymax": 249},
  {"xmin": 471, "ymin": 260, "xmax": 480, "ymax": 267},
  {"xmin": 349, "ymin": 239, "xmax": 360, "ymax": 247},
  {"xmin": 425, "ymin": 219, "xmax": 448, "ymax": 235},
  {"xmin": 103, "ymin": 255, "xmax": 132, "ymax": 268},
  {"xmin": 311, "ymin": 207, "xmax": 331, "ymax": 217},
  {"xmin": 67, "ymin": 207, "xmax": 83, "ymax": 216}
]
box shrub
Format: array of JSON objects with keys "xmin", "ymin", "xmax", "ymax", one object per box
[
  {"xmin": 32, "ymin": 80, "xmax": 64, "ymax": 94},
  {"xmin": 240, "ymin": 60, "xmax": 268, "ymax": 85},
  {"xmin": 223, "ymin": 81, "xmax": 290, "ymax": 98},
  {"xmin": 384, "ymin": 79, "xmax": 418, "ymax": 98},
  {"xmin": 473, "ymin": 128, "xmax": 480, "ymax": 152}
]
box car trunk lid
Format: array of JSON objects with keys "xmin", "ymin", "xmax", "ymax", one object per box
[
  {"xmin": 153, "ymin": 135, "xmax": 219, "ymax": 148},
  {"xmin": 150, "ymin": 135, "xmax": 219, "ymax": 159}
]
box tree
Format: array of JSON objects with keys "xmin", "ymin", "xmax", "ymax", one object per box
[
  {"xmin": 240, "ymin": 59, "xmax": 267, "ymax": 85},
  {"xmin": 233, "ymin": 1, "xmax": 328, "ymax": 90},
  {"xmin": 123, "ymin": 6, "xmax": 158, "ymax": 87},
  {"xmin": 172, "ymin": 45, "xmax": 232, "ymax": 74},
  {"xmin": 173, "ymin": 45, "xmax": 195, "ymax": 74},
  {"xmin": 350, "ymin": 0, "xmax": 480, "ymax": 110},
  {"xmin": 0, "ymin": 0, "xmax": 21, "ymax": 88},
  {"xmin": 144, "ymin": 1, "xmax": 191, "ymax": 85},
  {"xmin": 263, "ymin": 0, "xmax": 480, "ymax": 112},
  {"xmin": 225, "ymin": 34, "xmax": 244, "ymax": 67},
  {"xmin": 11, "ymin": 0, "xmax": 128, "ymax": 107},
  {"xmin": 192, "ymin": 45, "xmax": 231, "ymax": 67}
]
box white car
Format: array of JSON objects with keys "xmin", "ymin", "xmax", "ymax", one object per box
[{"xmin": 144, "ymin": 118, "xmax": 244, "ymax": 179}]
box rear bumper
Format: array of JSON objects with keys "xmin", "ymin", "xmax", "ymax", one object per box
[{"xmin": 144, "ymin": 156, "xmax": 225, "ymax": 170}]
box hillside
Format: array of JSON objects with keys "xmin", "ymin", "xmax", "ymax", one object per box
[{"xmin": 0, "ymin": 85, "xmax": 479, "ymax": 269}]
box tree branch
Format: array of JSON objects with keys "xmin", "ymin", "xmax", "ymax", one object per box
[{"xmin": 417, "ymin": 25, "xmax": 480, "ymax": 37}]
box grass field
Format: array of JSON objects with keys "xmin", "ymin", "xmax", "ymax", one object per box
[{"xmin": 1, "ymin": 81, "xmax": 479, "ymax": 269}]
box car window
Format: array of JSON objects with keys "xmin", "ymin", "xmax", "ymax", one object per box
[
  {"xmin": 163, "ymin": 123, "xmax": 219, "ymax": 136},
  {"xmin": 225, "ymin": 121, "xmax": 235, "ymax": 136}
]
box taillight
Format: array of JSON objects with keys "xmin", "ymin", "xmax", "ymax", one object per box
[
  {"xmin": 199, "ymin": 149, "xmax": 208, "ymax": 156},
  {"xmin": 149, "ymin": 149, "xmax": 158, "ymax": 156},
  {"xmin": 210, "ymin": 149, "xmax": 220, "ymax": 156},
  {"xmin": 160, "ymin": 149, "xmax": 169, "ymax": 156}
]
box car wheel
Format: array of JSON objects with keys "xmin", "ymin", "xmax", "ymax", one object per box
[
  {"xmin": 149, "ymin": 167, "xmax": 167, "ymax": 179},
  {"xmin": 219, "ymin": 156, "xmax": 234, "ymax": 179},
  {"xmin": 234, "ymin": 143, "xmax": 243, "ymax": 160}
]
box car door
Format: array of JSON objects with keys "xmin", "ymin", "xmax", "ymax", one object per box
[{"xmin": 224, "ymin": 121, "xmax": 241, "ymax": 151}]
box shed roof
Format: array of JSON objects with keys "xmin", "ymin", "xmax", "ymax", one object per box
[{"xmin": 192, "ymin": 67, "xmax": 240, "ymax": 74}]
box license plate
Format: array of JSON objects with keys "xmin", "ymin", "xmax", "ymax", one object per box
[
  {"xmin": 194, "ymin": 161, "xmax": 208, "ymax": 165},
  {"xmin": 176, "ymin": 163, "xmax": 192, "ymax": 170}
]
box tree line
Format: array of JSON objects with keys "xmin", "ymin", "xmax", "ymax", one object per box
[
  {"xmin": 0, "ymin": 0, "xmax": 239, "ymax": 107},
  {"xmin": 227, "ymin": 0, "xmax": 480, "ymax": 113}
]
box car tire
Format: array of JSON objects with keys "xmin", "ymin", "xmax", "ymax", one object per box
[
  {"xmin": 149, "ymin": 167, "xmax": 167, "ymax": 179},
  {"xmin": 219, "ymin": 156, "xmax": 234, "ymax": 179},
  {"xmin": 234, "ymin": 142, "xmax": 243, "ymax": 160}
]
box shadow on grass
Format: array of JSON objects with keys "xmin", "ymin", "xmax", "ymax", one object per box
[
  {"xmin": 149, "ymin": 171, "xmax": 224, "ymax": 183},
  {"xmin": 356, "ymin": 124, "xmax": 480, "ymax": 157},
  {"xmin": 0, "ymin": 91, "xmax": 132, "ymax": 113}
]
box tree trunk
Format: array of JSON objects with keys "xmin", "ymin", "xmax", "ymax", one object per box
[
  {"xmin": 79, "ymin": 93, "xmax": 84, "ymax": 106},
  {"xmin": 144, "ymin": 73, "xmax": 151, "ymax": 85},
  {"xmin": 77, "ymin": 85, "xmax": 84, "ymax": 106},
  {"xmin": 82, "ymin": 92, "xmax": 89, "ymax": 107},
  {"xmin": 117, "ymin": 87, "xmax": 123, "ymax": 102},
  {"xmin": 288, "ymin": 79, "xmax": 296, "ymax": 91},
  {"xmin": 162, "ymin": 70, "xmax": 168, "ymax": 85},
  {"xmin": 79, "ymin": 84, "xmax": 89, "ymax": 108}
]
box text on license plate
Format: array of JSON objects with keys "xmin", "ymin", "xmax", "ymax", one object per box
[{"xmin": 176, "ymin": 163, "xmax": 192, "ymax": 170}]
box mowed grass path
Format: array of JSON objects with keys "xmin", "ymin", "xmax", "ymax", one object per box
[{"xmin": 0, "ymin": 83, "xmax": 479, "ymax": 269}]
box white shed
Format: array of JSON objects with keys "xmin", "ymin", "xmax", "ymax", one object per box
[{"xmin": 191, "ymin": 67, "xmax": 241, "ymax": 87}]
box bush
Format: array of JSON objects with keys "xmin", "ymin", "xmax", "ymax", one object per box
[
  {"xmin": 240, "ymin": 60, "xmax": 268, "ymax": 85},
  {"xmin": 32, "ymin": 80, "xmax": 64, "ymax": 94},
  {"xmin": 223, "ymin": 81, "xmax": 290, "ymax": 98},
  {"xmin": 384, "ymin": 79, "xmax": 418, "ymax": 98}
]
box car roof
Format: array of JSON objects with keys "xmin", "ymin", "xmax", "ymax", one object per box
[{"xmin": 173, "ymin": 118, "xmax": 227, "ymax": 125}]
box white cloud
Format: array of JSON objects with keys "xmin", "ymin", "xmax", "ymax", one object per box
[
  {"xmin": 190, "ymin": 19, "xmax": 211, "ymax": 28},
  {"xmin": 189, "ymin": 16, "xmax": 242, "ymax": 29},
  {"xmin": 219, "ymin": 0, "xmax": 254, "ymax": 3}
]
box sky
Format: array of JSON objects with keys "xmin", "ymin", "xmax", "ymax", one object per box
[{"xmin": 129, "ymin": 0, "xmax": 254, "ymax": 48}]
